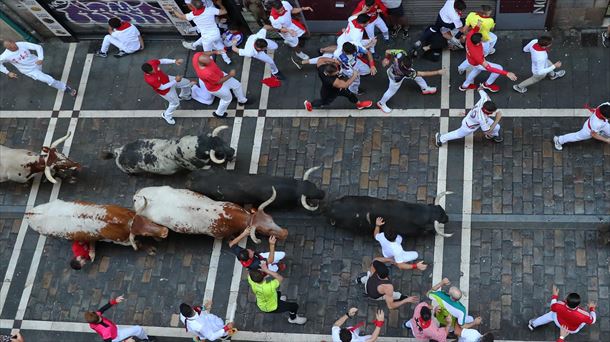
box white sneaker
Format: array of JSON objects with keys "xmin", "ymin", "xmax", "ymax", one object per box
[
  {"xmin": 222, "ymin": 54, "xmax": 232, "ymax": 64},
  {"xmin": 288, "ymin": 316, "xmax": 307, "ymax": 325},
  {"xmin": 376, "ymin": 101, "xmax": 391, "ymax": 113},
  {"xmin": 549, "ymin": 70, "xmax": 565, "ymax": 80},
  {"xmin": 553, "ymin": 136, "xmax": 563, "ymax": 151},
  {"xmin": 421, "ymin": 87, "xmax": 437, "ymax": 95},
  {"xmin": 295, "ymin": 51, "xmax": 310, "ymax": 60},
  {"xmin": 182, "ymin": 41, "xmax": 196, "ymax": 50},
  {"xmin": 162, "ymin": 113, "xmax": 175, "ymax": 125},
  {"xmin": 280, "ymin": 295, "xmax": 287, "ymax": 301},
  {"xmin": 458, "ymin": 68, "xmax": 465, "ymax": 75},
  {"xmin": 512, "ymin": 84, "xmax": 527, "ymax": 93},
  {"xmin": 486, "ymin": 47, "xmax": 496, "ymax": 56}
]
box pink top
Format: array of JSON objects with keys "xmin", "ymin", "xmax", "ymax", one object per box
[{"xmin": 409, "ymin": 302, "xmax": 448, "ymax": 342}]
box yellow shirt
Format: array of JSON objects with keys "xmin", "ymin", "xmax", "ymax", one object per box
[
  {"xmin": 247, "ymin": 277, "xmax": 280, "ymax": 312},
  {"xmin": 465, "ymin": 12, "xmax": 495, "ymax": 41}
]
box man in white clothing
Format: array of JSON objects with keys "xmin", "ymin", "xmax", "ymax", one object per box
[
  {"xmin": 1, "ymin": 40, "xmax": 76, "ymax": 96},
  {"xmin": 142, "ymin": 58, "xmax": 193, "ymax": 125},
  {"xmin": 455, "ymin": 317, "xmax": 494, "ymax": 342},
  {"xmin": 554, "ymin": 102, "xmax": 610, "ymax": 151},
  {"xmin": 172, "ymin": 0, "xmax": 232, "ymax": 64},
  {"xmin": 179, "ymin": 300, "xmax": 235, "ymax": 341},
  {"xmin": 95, "ymin": 17, "xmax": 143, "ymax": 58},
  {"xmin": 331, "ymin": 308, "xmax": 385, "ymax": 342},
  {"xmin": 372, "ymin": 217, "xmax": 427, "ymax": 271},
  {"xmin": 269, "ymin": 1, "xmax": 313, "ymax": 61},
  {"xmin": 513, "ymin": 36, "xmax": 565, "ymax": 93},
  {"xmin": 231, "ymin": 27, "xmax": 285, "ymax": 80},
  {"xmin": 435, "ymin": 89, "xmax": 503, "ymax": 146}
]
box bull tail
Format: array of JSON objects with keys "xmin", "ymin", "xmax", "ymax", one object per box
[{"xmin": 99, "ymin": 151, "xmax": 116, "ymax": 160}]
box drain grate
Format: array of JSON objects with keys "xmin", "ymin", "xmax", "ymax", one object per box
[{"xmin": 581, "ymin": 32, "xmax": 598, "ymax": 47}]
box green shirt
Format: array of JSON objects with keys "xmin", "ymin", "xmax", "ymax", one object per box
[{"xmin": 247, "ymin": 276, "xmax": 280, "ymax": 312}]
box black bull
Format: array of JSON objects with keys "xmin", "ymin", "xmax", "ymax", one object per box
[
  {"xmin": 323, "ymin": 192, "xmax": 453, "ymax": 237},
  {"xmin": 185, "ymin": 166, "xmax": 325, "ymax": 211}
]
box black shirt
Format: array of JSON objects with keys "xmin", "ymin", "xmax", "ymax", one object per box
[{"xmin": 318, "ymin": 65, "xmax": 340, "ymax": 95}]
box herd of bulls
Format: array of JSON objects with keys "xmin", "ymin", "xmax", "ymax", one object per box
[{"xmin": 1, "ymin": 125, "xmax": 455, "ymax": 252}]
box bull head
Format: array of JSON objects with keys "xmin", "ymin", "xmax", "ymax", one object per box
[
  {"xmin": 40, "ymin": 132, "xmax": 81, "ymax": 184},
  {"xmin": 300, "ymin": 165, "xmax": 324, "ymax": 211},
  {"xmin": 248, "ymin": 187, "xmax": 289, "ymax": 244},
  {"xmin": 433, "ymin": 191, "xmax": 453, "ymax": 238},
  {"xmin": 208, "ymin": 125, "xmax": 235, "ymax": 164}
]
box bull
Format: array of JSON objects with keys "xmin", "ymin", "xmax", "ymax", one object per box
[
  {"xmin": 25, "ymin": 199, "xmax": 169, "ymax": 250},
  {"xmin": 0, "ymin": 132, "xmax": 80, "ymax": 184},
  {"xmin": 323, "ymin": 192, "xmax": 454, "ymax": 237},
  {"xmin": 100, "ymin": 126, "xmax": 235, "ymax": 175},
  {"xmin": 133, "ymin": 185, "xmax": 288, "ymax": 243},
  {"xmin": 185, "ymin": 166, "xmax": 325, "ymax": 211}
]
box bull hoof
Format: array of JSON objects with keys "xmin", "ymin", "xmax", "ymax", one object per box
[{"xmin": 146, "ymin": 246, "xmax": 157, "ymax": 256}]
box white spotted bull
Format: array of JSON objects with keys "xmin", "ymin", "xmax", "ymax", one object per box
[
  {"xmin": 100, "ymin": 126, "xmax": 235, "ymax": 175},
  {"xmin": 133, "ymin": 186, "xmax": 288, "ymax": 243},
  {"xmin": 25, "ymin": 199, "xmax": 169, "ymax": 249},
  {"xmin": 0, "ymin": 132, "xmax": 80, "ymax": 184}
]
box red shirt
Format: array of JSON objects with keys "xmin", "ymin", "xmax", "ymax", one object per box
[
  {"xmin": 353, "ymin": 0, "xmax": 388, "ymax": 22},
  {"xmin": 465, "ymin": 26, "xmax": 508, "ymax": 76},
  {"xmin": 143, "ymin": 59, "xmax": 170, "ymax": 95},
  {"xmin": 71, "ymin": 241, "xmax": 90, "ymax": 260},
  {"xmin": 192, "ymin": 52, "xmax": 223, "ymax": 92},
  {"xmin": 550, "ymin": 295, "xmax": 596, "ymax": 331}
]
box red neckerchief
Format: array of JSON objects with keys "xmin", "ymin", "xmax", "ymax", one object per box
[
  {"xmin": 351, "ymin": 19, "xmax": 365, "ymax": 31},
  {"xmin": 348, "ymin": 321, "xmax": 365, "ymax": 332},
  {"xmin": 585, "ymin": 104, "xmax": 607, "ymax": 120},
  {"xmin": 482, "ymin": 107, "xmax": 494, "ymax": 115},
  {"xmin": 416, "ymin": 317, "xmax": 432, "ymax": 329},
  {"xmin": 192, "ymin": 6, "xmax": 205, "ymax": 16},
  {"xmin": 239, "ymin": 252, "xmax": 263, "ymax": 267},
  {"xmin": 457, "ymin": 10, "xmax": 463, "ymax": 16},
  {"xmin": 532, "ymin": 43, "xmax": 547, "ymax": 51},
  {"xmin": 117, "ymin": 22, "xmax": 131, "ymax": 31},
  {"xmin": 477, "ymin": 12, "xmax": 491, "ymax": 18},
  {"xmin": 270, "ymin": 7, "xmax": 285, "ymax": 20}
]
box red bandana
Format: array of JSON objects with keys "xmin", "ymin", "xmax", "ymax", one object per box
[
  {"xmin": 192, "ymin": 6, "xmax": 205, "ymax": 15},
  {"xmin": 348, "ymin": 321, "xmax": 365, "ymax": 332},
  {"xmin": 117, "ymin": 22, "xmax": 131, "ymax": 31},
  {"xmin": 532, "ymin": 43, "xmax": 547, "ymax": 51},
  {"xmin": 351, "ymin": 19, "xmax": 365, "ymax": 31},
  {"xmin": 417, "ymin": 318, "xmax": 432, "ymax": 329},
  {"xmin": 585, "ymin": 104, "xmax": 607, "ymax": 121},
  {"xmin": 270, "ymin": 7, "xmax": 285, "ymax": 20}
]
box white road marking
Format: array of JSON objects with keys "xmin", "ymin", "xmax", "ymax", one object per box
[
  {"xmin": 248, "ymin": 117, "xmax": 266, "ymax": 175},
  {"xmin": 441, "ymin": 49, "xmax": 450, "ymax": 109},
  {"xmin": 225, "ymin": 238, "xmax": 246, "ymax": 322},
  {"xmin": 53, "ymin": 43, "xmax": 77, "ymax": 111},
  {"xmin": 73, "ymin": 54, "xmax": 93, "ymax": 111},
  {"xmin": 236, "ymin": 57, "xmax": 252, "ymax": 110},
  {"xmin": 226, "ymin": 117, "xmax": 242, "ymax": 171},
  {"xmin": 460, "ymin": 132, "xmax": 474, "ymax": 307},
  {"xmin": 203, "ymin": 238, "xmax": 223, "ymax": 304},
  {"xmin": 258, "ymin": 51, "xmax": 274, "ymax": 110},
  {"xmin": 433, "ymin": 117, "xmax": 449, "ymax": 285}
]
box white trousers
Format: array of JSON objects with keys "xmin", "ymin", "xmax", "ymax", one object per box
[
  {"xmin": 379, "ymin": 68, "xmax": 429, "ymax": 104},
  {"xmin": 259, "ymin": 251, "xmax": 285, "ymax": 272},
  {"xmin": 193, "ymin": 34, "xmax": 225, "ymax": 51},
  {"xmin": 557, "ymin": 120, "xmax": 610, "ymax": 145},
  {"xmin": 159, "ymin": 76, "xmax": 192, "ymax": 118},
  {"xmin": 341, "ymin": 60, "xmax": 371, "ymax": 94},
  {"xmin": 252, "ymin": 40, "xmax": 279, "ymax": 74},
  {"xmin": 192, "ymin": 79, "xmax": 214, "ymax": 105},
  {"xmin": 360, "ymin": 271, "xmax": 402, "ymax": 300},
  {"xmin": 101, "ymin": 35, "xmax": 139, "ymax": 54},
  {"xmin": 24, "ymin": 66, "xmax": 67, "ymax": 91},
  {"xmin": 531, "ymin": 312, "xmax": 586, "ymax": 334},
  {"xmin": 459, "ymin": 60, "xmax": 503, "ymax": 87},
  {"xmin": 364, "ymin": 16, "xmax": 389, "ymax": 52},
  {"xmin": 112, "ymin": 325, "xmax": 148, "ymax": 342},
  {"xmin": 483, "ymin": 32, "xmax": 497, "ymax": 55},
  {"xmin": 209, "ymin": 76, "xmax": 246, "ymax": 116},
  {"xmin": 440, "ymin": 117, "xmax": 500, "ymax": 143}
]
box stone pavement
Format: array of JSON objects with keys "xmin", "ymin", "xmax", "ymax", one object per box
[{"xmin": 0, "ymin": 28, "xmax": 609, "ymax": 342}]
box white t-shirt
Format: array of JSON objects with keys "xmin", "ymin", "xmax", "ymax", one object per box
[
  {"xmin": 270, "ymin": 1, "xmax": 305, "ymax": 38},
  {"xmin": 459, "ymin": 328, "xmax": 482, "ymax": 342},
  {"xmin": 381, "ymin": 0, "xmax": 402, "ymax": 9},
  {"xmin": 439, "ymin": 0, "xmax": 462, "ymax": 28},
  {"xmin": 0, "ymin": 42, "xmax": 43, "ymax": 75},
  {"xmin": 238, "ymin": 28, "xmax": 268, "ymax": 57},
  {"xmin": 331, "ymin": 326, "xmax": 369, "ymax": 342},
  {"xmin": 337, "ymin": 15, "xmax": 366, "ymax": 49},
  {"xmin": 464, "ymin": 90, "xmax": 492, "ymax": 131},
  {"xmin": 375, "ymin": 233, "xmax": 416, "ymax": 263},
  {"xmin": 587, "ymin": 104, "xmax": 610, "ymax": 133},
  {"xmin": 522, "ymin": 39, "xmax": 556, "ymax": 76},
  {"xmin": 186, "ymin": 7, "xmax": 221, "ymax": 38},
  {"xmin": 111, "ymin": 23, "xmax": 141, "ymax": 53},
  {"xmin": 180, "ymin": 311, "xmax": 226, "ymax": 340}
]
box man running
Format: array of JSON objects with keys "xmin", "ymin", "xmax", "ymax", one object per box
[
  {"xmin": 356, "ymin": 260, "xmax": 419, "ymax": 310},
  {"xmin": 95, "ymin": 17, "xmax": 144, "ymax": 58},
  {"xmin": 414, "ymin": 0, "xmax": 467, "ymax": 51},
  {"xmin": 331, "ymin": 308, "xmax": 385, "ymax": 342},
  {"xmin": 513, "ymin": 36, "xmax": 565, "ymax": 93},
  {"xmin": 553, "ymin": 102, "xmax": 610, "ymax": 150},
  {"xmin": 435, "ymin": 89, "xmax": 503, "ymax": 146},
  {"xmin": 231, "ymin": 27, "xmax": 285, "ymax": 80},
  {"xmin": 85, "ymin": 295, "xmax": 155, "ymax": 341},
  {"xmin": 1, "ymin": 40, "xmax": 77, "ymax": 96},
  {"xmin": 179, "ymin": 300, "xmax": 236, "ymax": 341},
  {"xmin": 465, "ymin": 5, "xmax": 496, "ymax": 55},
  {"xmin": 352, "ymin": 0, "xmax": 390, "ymax": 55},
  {"xmin": 269, "ymin": 1, "xmax": 312, "ymax": 61},
  {"xmin": 142, "ymin": 58, "xmax": 193, "ymax": 125}
]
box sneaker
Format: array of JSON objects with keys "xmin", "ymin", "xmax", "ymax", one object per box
[
  {"xmin": 449, "ymin": 37, "xmax": 464, "ymax": 49},
  {"xmin": 295, "ymin": 51, "xmax": 309, "ymax": 60},
  {"xmin": 356, "ymin": 100, "xmax": 373, "ymax": 109},
  {"xmin": 414, "ymin": 40, "xmax": 422, "ymax": 48},
  {"xmin": 222, "ymin": 54, "xmax": 232, "ymax": 64},
  {"xmin": 114, "ymin": 50, "xmax": 129, "ymax": 58},
  {"xmin": 66, "ymin": 86, "xmax": 77, "ymax": 97},
  {"xmin": 355, "ymin": 272, "xmax": 367, "ymax": 285},
  {"xmin": 288, "ymin": 316, "xmax": 307, "ymax": 325},
  {"xmin": 274, "ymin": 71, "xmax": 286, "ymax": 80},
  {"xmin": 238, "ymin": 98, "xmax": 250, "ymax": 105},
  {"xmin": 492, "ymin": 135, "xmax": 503, "ymax": 143},
  {"xmin": 404, "ymin": 320, "xmax": 413, "ymax": 330},
  {"xmin": 602, "ymin": 32, "xmax": 610, "ymax": 48},
  {"xmin": 528, "ymin": 319, "xmax": 535, "ymax": 331},
  {"xmin": 94, "ymin": 51, "xmax": 107, "ymax": 58},
  {"xmin": 212, "ymin": 111, "xmax": 227, "ymax": 118},
  {"xmin": 280, "ymin": 295, "xmax": 287, "ymax": 301},
  {"xmin": 486, "ymin": 47, "xmax": 496, "ymax": 56},
  {"xmin": 459, "ymin": 84, "xmax": 477, "ymax": 91},
  {"xmin": 291, "ymin": 56, "xmax": 302, "ymax": 69},
  {"xmin": 162, "ymin": 113, "xmax": 176, "ymax": 125},
  {"xmin": 179, "ymin": 94, "xmax": 192, "ymax": 101},
  {"xmin": 512, "ymin": 84, "xmax": 527, "ymax": 93},
  {"xmin": 549, "ymin": 70, "xmax": 565, "ymax": 80},
  {"xmin": 377, "ymin": 101, "xmax": 391, "ymax": 113},
  {"xmin": 390, "ymin": 26, "xmax": 401, "ymax": 38},
  {"xmin": 402, "ymin": 28, "xmax": 409, "ymax": 39},
  {"xmin": 182, "ymin": 41, "xmax": 196, "ymax": 50},
  {"xmin": 304, "ymin": 100, "xmax": 313, "ymax": 112},
  {"xmin": 457, "ymin": 67, "xmax": 466, "ymax": 75},
  {"xmin": 481, "ymin": 82, "xmax": 500, "ymax": 92},
  {"xmin": 553, "ymin": 136, "xmax": 563, "ymax": 151},
  {"xmin": 435, "ymin": 132, "xmax": 442, "ymax": 147},
  {"xmin": 355, "ymin": 88, "xmax": 366, "ymax": 95},
  {"xmin": 421, "ymin": 87, "xmax": 437, "ymax": 95}
]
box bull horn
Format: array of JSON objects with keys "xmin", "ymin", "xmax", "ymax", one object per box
[
  {"xmin": 212, "ymin": 125, "xmax": 229, "ymax": 137},
  {"xmin": 303, "ymin": 165, "xmax": 322, "ymax": 181},
  {"xmin": 249, "ymin": 226, "xmax": 261, "ymax": 244},
  {"xmin": 434, "ymin": 191, "xmax": 453, "ymax": 206},
  {"xmin": 434, "ymin": 221, "xmax": 454, "ymax": 238},
  {"xmin": 50, "ymin": 131, "xmax": 72, "ymax": 149},
  {"xmin": 44, "ymin": 166, "xmax": 58, "ymax": 184},
  {"xmin": 258, "ymin": 186, "xmax": 276, "ymax": 211},
  {"xmin": 129, "ymin": 233, "xmax": 139, "ymax": 250},
  {"xmin": 300, "ymin": 195, "xmax": 318, "ymax": 211},
  {"xmin": 209, "ymin": 150, "xmax": 225, "ymax": 164}
]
